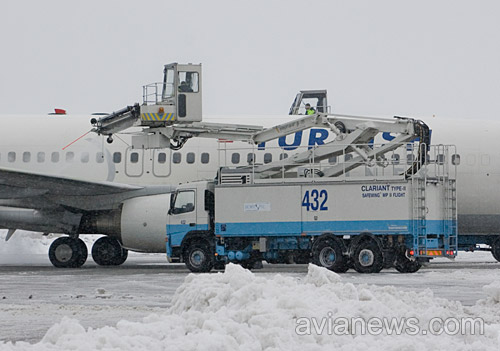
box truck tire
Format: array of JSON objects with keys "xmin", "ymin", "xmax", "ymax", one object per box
[
  {"xmin": 213, "ymin": 260, "xmax": 226, "ymax": 271},
  {"xmin": 352, "ymin": 240, "xmax": 384, "ymax": 273},
  {"xmin": 312, "ymin": 237, "xmax": 348, "ymax": 273},
  {"xmin": 491, "ymin": 237, "xmax": 500, "ymax": 262},
  {"xmin": 183, "ymin": 240, "xmax": 214, "ymax": 273},
  {"xmin": 394, "ymin": 254, "xmax": 422, "ymax": 273}
]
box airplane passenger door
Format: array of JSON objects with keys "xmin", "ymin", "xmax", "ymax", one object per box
[
  {"xmin": 153, "ymin": 149, "xmax": 171, "ymax": 177},
  {"xmin": 125, "ymin": 148, "xmax": 144, "ymax": 177}
]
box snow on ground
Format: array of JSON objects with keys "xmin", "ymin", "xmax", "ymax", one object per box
[
  {"xmin": 0, "ymin": 264, "xmax": 499, "ymax": 350},
  {"xmin": 0, "ymin": 231, "xmax": 58, "ymax": 264},
  {"xmin": 0, "ymin": 230, "xmax": 100, "ymax": 265},
  {"xmin": 1, "ymin": 231, "xmax": 500, "ymax": 350}
]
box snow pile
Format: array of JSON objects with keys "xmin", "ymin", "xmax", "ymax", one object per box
[
  {"xmin": 0, "ymin": 230, "xmax": 100, "ymax": 264},
  {"xmin": 1, "ymin": 264, "xmax": 500, "ymax": 350},
  {"xmin": 466, "ymin": 281, "xmax": 500, "ymax": 325},
  {"xmin": 482, "ymin": 281, "xmax": 500, "ymax": 304},
  {"xmin": 0, "ymin": 230, "xmax": 55, "ymax": 264},
  {"xmin": 0, "ymin": 230, "xmax": 52, "ymax": 256}
]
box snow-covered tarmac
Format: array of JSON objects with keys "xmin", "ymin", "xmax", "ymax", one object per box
[{"xmin": 1, "ymin": 231, "xmax": 500, "ymax": 350}]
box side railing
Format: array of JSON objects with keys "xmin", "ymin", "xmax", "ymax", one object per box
[
  {"xmin": 217, "ymin": 142, "xmax": 438, "ymax": 184},
  {"xmin": 142, "ymin": 82, "xmax": 175, "ymax": 105}
]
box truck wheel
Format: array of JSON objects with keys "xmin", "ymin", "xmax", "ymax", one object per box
[
  {"xmin": 213, "ymin": 260, "xmax": 226, "ymax": 270},
  {"xmin": 352, "ymin": 240, "xmax": 384, "ymax": 273},
  {"xmin": 241, "ymin": 260, "xmax": 263, "ymax": 270},
  {"xmin": 183, "ymin": 240, "xmax": 214, "ymax": 273},
  {"xmin": 312, "ymin": 238, "xmax": 348, "ymax": 273},
  {"xmin": 491, "ymin": 238, "xmax": 500, "ymax": 262},
  {"xmin": 394, "ymin": 255, "xmax": 422, "ymax": 273},
  {"xmin": 49, "ymin": 237, "xmax": 88, "ymax": 268},
  {"xmin": 293, "ymin": 251, "xmax": 311, "ymax": 264},
  {"xmin": 92, "ymin": 237, "xmax": 128, "ymax": 266}
]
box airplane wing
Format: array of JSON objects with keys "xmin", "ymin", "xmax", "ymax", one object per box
[
  {"xmin": 0, "ymin": 167, "xmax": 142, "ymax": 199},
  {"xmin": 0, "ymin": 167, "xmax": 174, "ymax": 236}
]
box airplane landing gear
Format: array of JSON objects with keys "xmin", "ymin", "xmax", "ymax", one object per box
[
  {"xmin": 48, "ymin": 237, "xmax": 88, "ymax": 268},
  {"xmin": 91, "ymin": 237, "xmax": 128, "ymax": 266}
]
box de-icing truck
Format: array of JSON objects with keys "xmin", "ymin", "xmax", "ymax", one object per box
[{"xmin": 166, "ymin": 142, "xmax": 458, "ymax": 274}]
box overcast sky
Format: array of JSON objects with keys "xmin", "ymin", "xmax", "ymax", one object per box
[{"xmin": 2, "ymin": 0, "xmax": 499, "ymax": 119}]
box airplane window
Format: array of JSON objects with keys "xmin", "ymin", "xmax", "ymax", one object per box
[
  {"xmin": 173, "ymin": 152, "xmax": 181, "ymax": 164},
  {"xmin": 437, "ymin": 154, "xmax": 445, "ymax": 165},
  {"xmin": 481, "ymin": 154, "xmax": 490, "ymax": 166},
  {"xmin": 37, "ymin": 152, "xmax": 45, "ymax": 163},
  {"xmin": 130, "ymin": 152, "xmax": 139, "ymax": 163},
  {"xmin": 231, "ymin": 153, "xmax": 240, "ymax": 164},
  {"xmin": 96, "ymin": 152, "xmax": 104, "ymax": 163},
  {"xmin": 247, "ymin": 153, "xmax": 255, "ymax": 164},
  {"xmin": 81, "ymin": 152, "xmax": 89, "ymax": 163},
  {"xmin": 451, "ymin": 154, "xmax": 460, "ymax": 165},
  {"xmin": 113, "ymin": 152, "xmax": 122, "ymax": 164},
  {"xmin": 158, "ymin": 152, "xmax": 167, "ymax": 164},
  {"xmin": 66, "ymin": 152, "xmax": 75, "ymax": 162},
  {"xmin": 187, "ymin": 152, "xmax": 195, "ymax": 164},
  {"xmin": 466, "ymin": 154, "xmax": 475, "ymax": 166},
  {"xmin": 51, "ymin": 152, "xmax": 60, "ymax": 163},
  {"xmin": 392, "ymin": 154, "xmax": 400, "ymax": 165},
  {"xmin": 280, "ymin": 153, "xmax": 289, "ymax": 160},
  {"xmin": 23, "ymin": 152, "xmax": 31, "ymax": 163},
  {"xmin": 264, "ymin": 153, "xmax": 272, "ymax": 164},
  {"xmin": 328, "ymin": 156, "xmax": 337, "ymax": 164},
  {"xmin": 8, "ymin": 152, "xmax": 15, "ymax": 162},
  {"xmin": 201, "ymin": 152, "xmax": 209, "ymax": 164}
]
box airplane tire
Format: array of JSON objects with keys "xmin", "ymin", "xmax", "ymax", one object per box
[
  {"xmin": 49, "ymin": 237, "xmax": 88, "ymax": 268},
  {"xmin": 491, "ymin": 237, "xmax": 500, "ymax": 262},
  {"xmin": 312, "ymin": 237, "xmax": 348, "ymax": 273},
  {"xmin": 352, "ymin": 240, "xmax": 384, "ymax": 273},
  {"xmin": 183, "ymin": 240, "xmax": 214, "ymax": 273},
  {"xmin": 394, "ymin": 254, "xmax": 422, "ymax": 273},
  {"xmin": 92, "ymin": 237, "xmax": 128, "ymax": 266}
]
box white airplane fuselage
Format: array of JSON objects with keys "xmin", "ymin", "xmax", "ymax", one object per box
[{"xmin": 0, "ymin": 114, "xmax": 498, "ymax": 252}]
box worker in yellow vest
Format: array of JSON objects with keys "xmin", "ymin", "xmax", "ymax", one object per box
[{"xmin": 305, "ymin": 103, "xmax": 316, "ymax": 115}]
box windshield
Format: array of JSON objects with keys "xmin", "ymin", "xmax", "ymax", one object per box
[
  {"xmin": 171, "ymin": 190, "xmax": 195, "ymax": 214},
  {"xmin": 162, "ymin": 68, "xmax": 175, "ymax": 100}
]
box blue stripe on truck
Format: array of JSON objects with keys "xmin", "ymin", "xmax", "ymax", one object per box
[{"xmin": 215, "ymin": 220, "xmax": 448, "ymax": 236}]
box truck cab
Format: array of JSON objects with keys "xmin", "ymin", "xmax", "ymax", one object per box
[{"xmin": 166, "ymin": 181, "xmax": 214, "ymax": 270}]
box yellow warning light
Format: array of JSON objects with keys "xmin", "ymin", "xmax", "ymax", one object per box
[{"xmin": 159, "ymin": 107, "xmax": 164, "ymax": 113}]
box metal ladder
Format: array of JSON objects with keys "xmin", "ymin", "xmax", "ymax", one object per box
[
  {"xmin": 444, "ymin": 178, "xmax": 458, "ymax": 252},
  {"xmin": 412, "ymin": 176, "xmax": 427, "ymax": 254}
]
